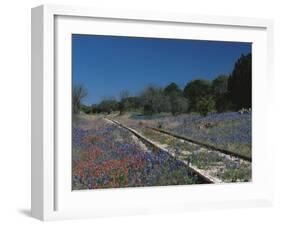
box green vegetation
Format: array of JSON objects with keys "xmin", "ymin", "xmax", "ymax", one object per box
[
  {"xmin": 228, "ymin": 53, "xmax": 252, "ymax": 110},
  {"xmin": 212, "ymin": 75, "xmax": 231, "ymax": 112},
  {"xmin": 183, "ymin": 79, "xmax": 213, "ymax": 112},
  {"xmin": 218, "ymin": 166, "xmax": 251, "ymax": 182},
  {"xmin": 196, "ymin": 96, "xmax": 215, "ymax": 117},
  {"xmin": 73, "ymin": 53, "xmax": 252, "ymax": 117},
  {"xmin": 190, "ymin": 151, "xmax": 225, "ymax": 170}
]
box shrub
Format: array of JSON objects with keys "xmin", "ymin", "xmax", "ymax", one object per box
[
  {"xmin": 143, "ymin": 103, "xmax": 154, "ymax": 115},
  {"xmin": 80, "ymin": 105, "xmax": 92, "ymax": 114},
  {"xmin": 183, "ymin": 79, "xmax": 212, "ymax": 111},
  {"xmin": 170, "ymin": 96, "xmax": 189, "ymax": 115},
  {"xmin": 196, "ymin": 96, "xmax": 215, "ymax": 116},
  {"xmin": 98, "ymin": 99, "xmax": 118, "ymax": 114},
  {"xmin": 141, "ymin": 86, "xmax": 171, "ymax": 114}
]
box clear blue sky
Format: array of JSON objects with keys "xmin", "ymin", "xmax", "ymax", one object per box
[{"xmin": 72, "ymin": 34, "xmax": 251, "ymax": 105}]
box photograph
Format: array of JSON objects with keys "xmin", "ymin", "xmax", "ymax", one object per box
[{"xmin": 72, "ymin": 34, "xmax": 252, "ymax": 190}]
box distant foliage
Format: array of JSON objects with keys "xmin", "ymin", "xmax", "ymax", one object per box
[
  {"xmin": 119, "ymin": 96, "xmax": 142, "ymax": 115},
  {"xmin": 196, "ymin": 96, "xmax": 215, "ymax": 117},
  {"xmin": 80, "ymin": 104, "xmax": 92, "ymax": 114},
  {"xmin": 170, "ymin": 95, "xmax": 189, "ymax": 115},
  {"xmin": 183, "ymin": 79, "xmax": 212, "ymax": 112},
  {"xmin": 91, "ymin": 104, "xmax": 100, "ymax": 114},
  {"xmin": 118, "ymin": 90, "xmax": 130, "ymax": 115},
  {"xmin": 212, "ymin": 75, "xmax": 228, "ymax": 95},
  {"xmin": 74, "ymin": 54, "xmax": 252, "ymax": 116},
  {"xmin": 212, "ymin": 75, "xmax": 232, "ymax": 113},
  {"xmin": 163, "ymin": 83, "xmax": 188, "ymax": 115},
  {"xmin": 141, "ymin": 86, "xmax": 171, "ymax": 115},
  {"xmin": 163, "ymin": 82, "xmax": 182, "ymax": 97},
  {"xmin": 98, "ymin": 99, "xmax": 119, "ymax": 114},
  {"xmin": 228, "ymin": 53, "xmax": 252, "ymax": 110}
]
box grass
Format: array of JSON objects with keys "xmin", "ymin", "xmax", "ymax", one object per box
[
  {"xmin": 226, "ymin": 143, "xmax": 251, "ymax": 159},
  {"xmin": 189, "ymin": 151, "xmax": 225, "ymax": 170},
  {"xmin": 217, "ymin": 166, "xmax": 251, "ymax": 182},
  {"xmin": 142, "ymin": 129, "xmax": 197, "ymax": 154}
]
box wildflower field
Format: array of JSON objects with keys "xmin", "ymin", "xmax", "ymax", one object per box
[
  {"xmin": 111, "ymin": 111, "xmax": 252, "ymax": 183},
  {"xmin": 72, "ymin": 115, "xmax": 203, "ymax": 190},
  {"xmin": 129, "ymin": 111, "xmax": 252, "ymax": 159},
  {"xmin": 72, "ymin": 111, "xmax": 251, "ymax": 190}
]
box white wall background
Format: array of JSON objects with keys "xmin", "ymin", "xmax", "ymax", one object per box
[{"xmin": 0, "ymin": 0, "xmax": 280, "ymax": 225}]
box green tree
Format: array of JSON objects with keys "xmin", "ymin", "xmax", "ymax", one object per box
[
  {"xmin": 212, "ymin": 75, "xmax": 228, "ymax": 94},
  {"xmin": 183, "ymin": 79, "xmax": 212, "ymax": 111},
  {"xmin": 118, "ymin": 90, "xmax": 142, "ymax": 114},
  {"xmin": 143, "ymin": 103, "xmax": 154, "ymax": 115},
  {"xmin": 170, "ymin": 95, "xmax": 189, "ymax": 115},
  {"xmin": 228, "ymin": 53, "xmax": 252, "ymax": 110},
  {"xmin": 98, "ymin": 99, "xmax": 118, "ymax": 114},
  {"xmin": 118, "ymin": 101, "xmax": 126, "ymax": 115},
  {"xmin": 164, "ymin": 83, "xmax": 187, "ymax": 115},
  {"xmin": 140, "ymin": 86, "xmax": 170, "ymax": 115},
  {"xmin": 196, "ymin": 96, "xmax": 215, "ymax": 116},
  {"xmin": 212, "ymin": 75, "xmax": 231, "ymax": 112},
  {"xmin": 91, "ymin": 104, "xmax": 101, "ymax": 113},
  {"xmin": 118, "ymin": 90, "xmax": 130, "ymax": 115},
  {"xmin": 163, "ymin": 82, "xmax": 182, "ymax": 97}
]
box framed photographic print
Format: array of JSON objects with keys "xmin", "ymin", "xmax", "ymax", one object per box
[{"xmin": 31, "ymin": 4, "xmax": 274, "ymax": 221}]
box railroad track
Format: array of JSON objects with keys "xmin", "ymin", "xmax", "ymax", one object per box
[
  {"xmin": 147, "ymin": 126, "xmax": 251, "ymax": 162},
  {"xmin": 105, "ymin": 117, "xmax": 221, "ymax": 184}
]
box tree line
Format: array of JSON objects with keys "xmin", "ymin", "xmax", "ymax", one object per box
[{"xmin": 73, "ymin": 53, "xmax": 251, "ymax": 116}]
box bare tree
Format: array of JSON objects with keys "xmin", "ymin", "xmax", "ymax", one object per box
[
  {"xmin": 119, "ymin": 89, "xmax": 130, "ymax": 100},
  {"xmin": 140, "ymin": 85, "xmax": 170, "ymax": 115},
  {"xmin": 118, "ymin": 90, "xmax": 130, "ymax": 115},
  {"xmin": 73, "ymin": 85, "xmax": 88, "ymax": 114}
]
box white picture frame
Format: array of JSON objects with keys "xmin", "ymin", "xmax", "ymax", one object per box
[{"xmin": 31, "ymin": 4, "xmax": 274, "ymax": 221}]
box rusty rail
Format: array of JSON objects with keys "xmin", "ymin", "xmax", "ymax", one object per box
[
  {"xmin": 105, "ymin": 117, "xmax": 217, "ymax": 184},
  {"xmin": 147, "ymin": 126, "xmax": 251, "ymax": 162}
]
